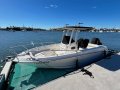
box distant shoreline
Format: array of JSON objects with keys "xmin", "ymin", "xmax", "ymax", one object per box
[
  {"xmin": 0, "ymin": 26, "xmax": 120, "ymax": 32},
  {"xmin": 0, "ymin": 26, "xmax": 47, "ymax": 31},
  {"xmin": 0, "ymin": 29, "xmax": 47, "ymax": 32}
]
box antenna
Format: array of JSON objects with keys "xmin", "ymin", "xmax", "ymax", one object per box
[
  {"xmin": 78, "ymin": 22, "xmax": 83, "ymax": 26},
  {"xmin": 65, "ymin": 24, "xmax": 69, "ymax": 27}
]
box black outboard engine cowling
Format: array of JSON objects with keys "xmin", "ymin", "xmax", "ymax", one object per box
[
  {"xmin": 91, "ymin": 38, "xmax": 102, "ymax": 45},
  {"xmin": 78, "ymin": 38, "xmax": 89, "ymax": 49}
]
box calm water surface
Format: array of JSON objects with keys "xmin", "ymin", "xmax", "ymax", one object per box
[{"xmin": 0, "ymin": 30, "xmax": 120, "ymax": 60}]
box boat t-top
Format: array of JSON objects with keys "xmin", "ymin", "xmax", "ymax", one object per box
[{"xmin": 13, "ymin": 24, "xmax": 108, "ymax": 68}]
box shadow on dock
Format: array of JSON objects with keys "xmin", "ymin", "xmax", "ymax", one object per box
[{"xmin": 96, "ymin": 54, "xmax": 120, "ymax": 71}]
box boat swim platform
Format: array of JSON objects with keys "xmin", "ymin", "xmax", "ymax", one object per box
[{"xmin": 35, "ymin": 52, "xmax": 120, "ymax": 90}]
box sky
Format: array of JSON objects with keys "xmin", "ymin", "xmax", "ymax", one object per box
[{"xmin": 0, "ymin": 0, "xmax": 120, "ymax": 29}]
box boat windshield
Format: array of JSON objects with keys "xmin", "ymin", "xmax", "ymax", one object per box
[{"xmin": 62, "ymin": 35, "xmax": 75, "ymax": 44}]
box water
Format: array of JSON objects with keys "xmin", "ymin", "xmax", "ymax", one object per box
[
  {"xmin": 0, "ymin": 30, "xmax": 120, "ymax": 90},
  {"xmin": 0, "ymin": 31, "xmax": 62, "ymax": 60},
  {"xmin": 0, "ymin": 31, "xmax": 120, "ymax": 61}
]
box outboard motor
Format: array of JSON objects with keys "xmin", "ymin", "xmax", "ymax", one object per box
[
  {"xmin": 83, "ymin": 39, "xmax": 89, "ymax": 48},
  {"xmin": 91, "ymin": 38, "xmax": 102, "ymax": 45},
  {"xmin": 77, "ymin": 38, "xmax": 84, "ymax": 49}
]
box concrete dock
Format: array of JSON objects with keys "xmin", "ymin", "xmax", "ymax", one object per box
[
  {"xmin": 0, "ymin": 60, "xmax": 13, "ymax": 89},
  {"xmin": 35, "ymin": 52, "xmax": 120, "ymax": 90},
  {"xmin": 0, "ymin": 61, "xmax": 13, "ymax": 80}
]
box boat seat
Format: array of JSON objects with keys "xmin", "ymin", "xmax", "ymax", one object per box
[
  {"xmin": 40, "ymin": 50, "xmax": 57, "ymax": 57},
  {"xmin": 34, "ymin": 50, "xmax": 57, "ymax": 58},
  {"xmin": 34, "ymin": 52, "xmax": 45, "ymax": 58}
]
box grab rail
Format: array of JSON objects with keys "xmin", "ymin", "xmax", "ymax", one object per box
[{"xmin": 8, "ymin": 42, "xmax": 56, "ymax": 56}]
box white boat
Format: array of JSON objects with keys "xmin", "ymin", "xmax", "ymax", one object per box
[
  {"xmin": 99, "ymin": 30, "xmax": 103, "ymax": 33},
  {"xmin": 13, "ymin": 25, "xmax": 109, "ymax": 68}
]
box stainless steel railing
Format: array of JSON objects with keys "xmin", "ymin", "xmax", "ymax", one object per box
[{"xmin": 8, "ymin": 42, "xmax": 56, "ymax": 57}]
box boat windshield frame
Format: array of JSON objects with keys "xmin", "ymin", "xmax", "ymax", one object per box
[{"xmin": 61, "ymin": 26, "xmax": 81, "ymax": 45}]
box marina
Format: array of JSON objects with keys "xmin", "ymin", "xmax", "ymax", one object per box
[
  {"xmin": 50, "ymin": 27, "xmax": 120, "ymax": 32},
  {"xmin": 0, "ymin": 30, "xmax": 120, "ymax": 90},
  {"xmin": 0, "ymin": 0, "xmax": 120, "ymax": 89}
]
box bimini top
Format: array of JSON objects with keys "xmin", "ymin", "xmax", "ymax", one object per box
[{"xmin": 63, "ymin": 26, "xmax": 94, "ymax": 31}]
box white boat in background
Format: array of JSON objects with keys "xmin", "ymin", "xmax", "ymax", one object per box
[
  {"xmin": 12, "ymin": 25, "xmax": 109, "ymax": 68},
  {"xmin": 99, "ymin": 30, "xmax": 103, "ymax": 33}
]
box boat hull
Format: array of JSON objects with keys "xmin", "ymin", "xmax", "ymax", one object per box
[
  {"xmin": 77, "ymin": 51, "xmax": 105, "ymax": 68},
  {"xmin": 14, "ymin": 50, "xmax": 105, "ymax": 69}
]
